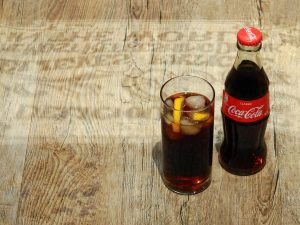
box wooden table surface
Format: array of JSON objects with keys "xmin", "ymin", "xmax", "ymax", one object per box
[{"xmin": 0, "ymin": 1, "xmax": 300, "ymax": 224}]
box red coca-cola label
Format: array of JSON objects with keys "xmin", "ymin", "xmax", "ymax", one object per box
[{"xmin": 222, "ymin": 90, "xmax": 270, "ymax": 123}]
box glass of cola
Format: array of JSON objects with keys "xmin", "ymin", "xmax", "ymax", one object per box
[{"xmin": 160, "ymin": 75, "xmax": 215, "ymax": 194}]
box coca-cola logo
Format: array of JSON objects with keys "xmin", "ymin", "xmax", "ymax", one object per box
[
  {"xmin": 228, "ymin": 105, "xmax": 264, "ymax": 119},
  {"xmin": 244, "ymin": 27, "xmax": 257, "ymax": 41},
  {"xmin": 222, "ymin": 90, "xmax": 269, "ymax": 123}
]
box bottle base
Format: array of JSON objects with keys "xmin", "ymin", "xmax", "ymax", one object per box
[
  {"xmin": 162, "ymin": 175, "xmax": 211, "ymax": 195},
  {"xmin": 218, "ymin": 155, "xmax": 266, "ymax": 176}
]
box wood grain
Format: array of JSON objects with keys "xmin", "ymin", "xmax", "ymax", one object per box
[
  {"xmin": 0, "ymin": 0, "xmax": 299, "ymax": 225},
  {"xmin": 0, "ymin": 25, "xmax": 39, "ymax": 224},
  {"xmin": 0, "ymin": 0, "xmax": 299, "ymax": 25}
]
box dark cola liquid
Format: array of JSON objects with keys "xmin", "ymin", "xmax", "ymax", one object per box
[
  {"xmin": 220, "ymin": 60, "xmax": 269, "ymax": 175},
  {"xmin": 161, "ymin": 93, "xmax": 214, "ymax": 194}
]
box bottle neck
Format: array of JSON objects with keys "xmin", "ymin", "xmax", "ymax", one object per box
[{"xmin": 233, "ymin": 42, "xmax": 263, "ymax": 69}]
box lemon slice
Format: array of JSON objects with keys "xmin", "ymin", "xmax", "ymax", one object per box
[
  {"xmin": 172, "ymin": 97, "xmax": 184, "ymax": 133},
  {"xmin": 192, "ymin": 112, "xmax": 210, "ymax": 121}
]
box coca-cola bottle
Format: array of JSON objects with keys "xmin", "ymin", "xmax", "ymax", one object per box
[{"xmin": 219, "ymin": 27, "xmax": 270, "ymax": 175}]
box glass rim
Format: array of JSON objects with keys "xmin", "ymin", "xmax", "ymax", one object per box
[{"xmin": 160, "ymin": 74, "xmax": 215, "ymax": 113}]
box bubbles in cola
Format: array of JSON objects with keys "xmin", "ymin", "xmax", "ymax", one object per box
[{"xmin": 219, "ymin": 27, "xmax": 270, "ymax": 175}]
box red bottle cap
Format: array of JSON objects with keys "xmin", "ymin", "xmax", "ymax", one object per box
[{"xmin": 237, "ymin": 27, "xmax": 262, "ymax": 46}]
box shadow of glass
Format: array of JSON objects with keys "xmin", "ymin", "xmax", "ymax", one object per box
[{"xmin": 152, "ymin": 141, "xmax": 163, "ymax": 178}]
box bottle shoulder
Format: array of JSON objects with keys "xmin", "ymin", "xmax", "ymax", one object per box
[{"xmin": 225, "ymin": 60, "xmax": 269, "ymax": 100}]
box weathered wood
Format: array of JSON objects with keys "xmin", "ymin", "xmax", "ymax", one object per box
[
  {"xmin": 1, "ymin": 0, "xmax": 299, "ymax": 26},
  {"xmin": 0, "ymin": 25, "xmax": 39, "ymax": 224},
  {"xmin": 0, "ymin": 0, "xmax": 299, "ymax": 225}
]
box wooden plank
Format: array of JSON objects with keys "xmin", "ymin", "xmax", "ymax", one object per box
[
  {"xmin": 0, "ymin": 0, "xmax": 46, "ymax": 26},
  {"xmin": 0, "ymin": 206, "xmax": 15, "ymax": 225},
  {"xmin": 44, "ymin": 0, "xmax": 257, "ymax": 21},
  {"xmin": 0, "ymin": 0, "xmax": 299, "ymax": 26},
  {"xmin": 51, "ymin": 0, "xmax": 256, "ymax": 21},
  {"xmin": 269, "ymin": 0, "xmax": 300, "ymax": 27},
  {"xmin": 46, "ymin": 0, "xmax": 128, "ymax": 21},
  {"xmin": 0, "ymin": 26, "xmax": 39, "ymax": 224}
]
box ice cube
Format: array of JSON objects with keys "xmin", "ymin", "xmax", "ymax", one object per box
[
  {"xmin": 165, "ymin": 99, "xmax": 174, "ymax": 108},
  {"xmin": 164, "ymin": 113, "xmax": 173, "ymax": 125},
  {"xmin": 180, "ymin": 118, "xmax": 201, "ymax": 135},
  {"xmin": 180, "ymin": 117, "xmax": 194, "ymax": 126},
  {"xmin": 185, "ymin": 95, "xmax": 206, "ymax": 110}
]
